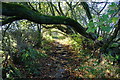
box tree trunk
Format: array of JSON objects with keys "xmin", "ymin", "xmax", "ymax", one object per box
[{"xmin": 2, "ymin": 2, "xmax": 96, "ymax": 40}]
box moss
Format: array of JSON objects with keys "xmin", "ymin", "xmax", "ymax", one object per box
[{"xmin": 2, "ymin": 2, "xmax": 95, "ymax": 40}]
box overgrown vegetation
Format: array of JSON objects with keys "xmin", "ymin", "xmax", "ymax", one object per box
[{"xmin": 1, "ymin": 1, "xmax": 120, "ymax": 79}]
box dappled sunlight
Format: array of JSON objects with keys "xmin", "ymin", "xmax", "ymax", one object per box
[
  {"xmin": 2, "ymin": 35, "xmax": 119, "ymax": 78},
  {"xmin": 1, "ymin": 1, "xmax": 120, "ymax": 79},
  {"xmin": 53, "ymin": 37, "xmax": 73, "ymax": 45}
]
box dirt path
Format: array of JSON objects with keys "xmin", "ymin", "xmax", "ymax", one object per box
[
  {"xmin": 37, "ymin": 41, "xmax": 83, "ymax": 79},
  {"xmin": 13, "ymin": 41, "xmax": 83, "ymax": 79}
]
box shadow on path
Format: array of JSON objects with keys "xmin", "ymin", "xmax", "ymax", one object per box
[{"xmin": 37, "ymin": 41, "xmax": 83, "ymax": 79}]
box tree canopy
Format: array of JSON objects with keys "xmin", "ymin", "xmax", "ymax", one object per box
[{"xmin": 2, "ymin": 2, "xmax": 96, "ymax": 40}]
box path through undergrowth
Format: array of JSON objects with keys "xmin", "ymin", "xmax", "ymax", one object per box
[
  {"xmin": 12, "ymin": 39, "xmax": 120, "ymax": 79},
  {"xmin": 36, "ymin": 41, "xmax": 83, "ymax": 79}
]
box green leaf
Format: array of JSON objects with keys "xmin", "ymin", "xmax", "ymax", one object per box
[
  {"xmin": 112, "ymin": 17, "xmax": 119, "ymax": 23},
  {"xmin": 86, "ymin": 28, "xmax": 95, "ymax": 33},
  {"xmin": 97, "ymin": 36, "xmax": 103, "ymax": 41},
  {"xmin": 25, "ymin": 53, "xmax": 29, "ymax": 57},
  {"xmin": 102, "ymin": 14, "xmax": 108, "ymax": 20},
  {"xmin": 88, "ymin": 22, "xmax": 94, "ymax": 27},
  {"xmin": 116, "ymin": 55, "xmax": 119, "ymax": 59},
  {"xmin": 109, "ymin": 2, "xmax": 116, "ymax": 7},
  {"xmin": 111, "ymin": 43, "xmax": 119, "ymax": 47},
  {"xmin": 87, "ymin": 26, "xmax": 97, "ymax": 33},
  {"xmin": 108, "ymin": 10, "xmax": 115, "ymax": 14},
  {"xmin": 97, "ymin": 22, "xmax": 103, "ymax": 26},
  {"xmin": 107, "ymin": 19, "xmax": 112, "ymax": 23},
  {"xmin": 101, "ymin": 26, "xmax": 111, "ymax": 32}
]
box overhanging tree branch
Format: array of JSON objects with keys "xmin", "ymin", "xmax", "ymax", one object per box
[
  {"xmin": 1, "ymin": 16, "xmax": 22, "ymax": 25},
  {"xmin": 1, "ymin": 2, "xmax": 96, "ymax": 40}
]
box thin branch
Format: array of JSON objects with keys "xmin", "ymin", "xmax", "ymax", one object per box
[
  {"xmin": 81, "ymin": 2, "xmax": 92, "ymax": 21},
  {"xmin": 65, "ymin": 2, "xmax": 80, "ymax": 16},
  {"xmin": 48, "ymin": 2, "xmax": 55, "ymax": 16},
  {"xmin": 50, "ymin": 2, "xmax": 61, "ymax": 15},
  {"xmin": 73, "ymin": 2, "xmax": 79, "ymax": 9},
  {"xmin": 2, "ymin": 23, "xmax": 12, "ymax": 43},
  {"xmin": 28, "ymin": 2, "xmax": 39, "ymax": 12},
  {"xmin": 99, "ymin": 2, "xmax": 108, "ymax": 14},
  {"xmin": 58, "ymin": 2, "xmax": 64, "ymax": 16},
  {"xmin": 89, "ymin": 7, "xmax": 100, "ymax": 15}
]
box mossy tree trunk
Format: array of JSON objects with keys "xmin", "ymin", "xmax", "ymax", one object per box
[{"xmin": 1, "ymin": 2, "xmax": 96, "ymax": 40}]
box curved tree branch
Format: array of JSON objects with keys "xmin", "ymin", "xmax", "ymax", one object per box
[
  {"xmin": 1, "ymin": 16, "xmax": 22, "ymax": 25},
  {"xmin": 2, "ymin": 2, "xmax": 96, "ymax": 40}
]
